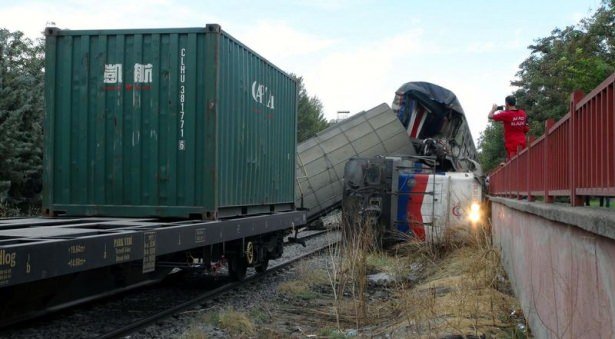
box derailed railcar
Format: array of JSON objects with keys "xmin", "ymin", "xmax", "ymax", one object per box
[
  {"xmin": 343, "ymin": 157, "xmax": 483, "ymax": 244},
  {"xmin": 392, "ymin": 81, "xmax": 480, "ymax": 173},
  {"xmin": 342, "ymin": 82, "xmax": 485, "ymax": 244},
  {"xmin": 0, "ymin": 25, "xmax": 305, "ymax": 327},
  {"xmin": 295, "ymin": 104, "xmax": 415, "ymax": 224}
]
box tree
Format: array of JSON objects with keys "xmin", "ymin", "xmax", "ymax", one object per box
[
  {"xmin": 0, "ymin": 29, "xmax": 44, "ymax": 208},
  {"xmin": 514, "ymin": 0, "xmax": 615, "ymax": 133},
  {"xmin": 477, "ymin": 122, "xmax": 506, "ymax": 172},
  {"xmin": 293, "ymin": 75, "xmax": 329, "ymax": 142},
  {"xmin": 479, "ymin": 0, "xmax": 615, "ymax": 173}
]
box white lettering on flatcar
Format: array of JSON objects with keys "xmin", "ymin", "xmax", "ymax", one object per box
[
  {"xmin": 113, "ymin": 236, "xmax": 133, "ymax": 263},
  {"xmin": 142, "ymin": 232, "xmax": 156, "ymax": 273}
]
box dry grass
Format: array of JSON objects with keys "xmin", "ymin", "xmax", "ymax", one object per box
[
  {"xmin": 295, "ymin": 260, "xmax": 329, "ymax": 286},
  {"xmin": 182, "ymin": 327, "xmax": 208, "ymax": 339},
  {"xmin": 277, "ymin": 280, "xmax": 317, "ymax": 300},
  {"xmin": 375, "ymin": 226, "xmax": 524, "ymax": 337},
  {"xmin": 217, "ymin": 308, "xmax": 256, "ymax": 337},
  {"xmin": 366, "ymin": 251, "xmax": 411, "ymax": 279},
  {"xmin": 196, "ymin": 308, "xmax": 256, "ymax": 337},
  {"xmin": 182, "ymin": 218, "xmax": 525, "ymax": 338}
]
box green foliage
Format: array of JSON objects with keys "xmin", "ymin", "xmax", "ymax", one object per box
[
  {"xmin": 0, "ymin": 28, "xmax": 44, "ymax": 209},
  {"xmin": 479, "ymin": 0, "xmax": 615, "ymax": 172},
  {"xmin": 477, "ymin": 122, "xmax": 506, "ymax": 173},
  {"xmin": 512, "ymin": 0, "xmax": 615, "ymax": 134},
  {"xmin": 293, "ymin": 74, "xmax": 329, "ymax": 142}
]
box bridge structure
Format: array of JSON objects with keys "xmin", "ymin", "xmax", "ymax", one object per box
[{"xmin": 488, "ymin": 73, "xmax": 615, "ymax": 338}]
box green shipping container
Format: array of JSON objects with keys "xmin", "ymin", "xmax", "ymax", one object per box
[{"xmin": 43, "ymin": 24, "xmax": 297, "ymax": 219}]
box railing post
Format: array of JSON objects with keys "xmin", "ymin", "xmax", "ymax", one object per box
[
  {"xmin": 570, "ymin": 90, "xmax": 585, "ymax": 206},
  {"xmin": 528, "ymin": 136, "xmax": 536, "ymax": 202},
  {"xmin": 516, "ymin": 151, "xmax": 521, "ymax": 200},
  {"xmin": 544, "ymin": 119, "xmax": 555, "ymax": 203}
]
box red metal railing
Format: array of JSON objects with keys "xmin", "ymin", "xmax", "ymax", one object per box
[{"xmin": 489, "ymin": 72, "xmax": 615, "ymax": 206}]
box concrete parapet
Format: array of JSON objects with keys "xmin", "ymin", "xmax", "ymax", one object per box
[
  {"xmin": 490, "ymin": 197, "xmax": 615, "ymax": 338},
  {"xmin": 490, "ymin": 197, "xmax": 615, "ymax": 240}
]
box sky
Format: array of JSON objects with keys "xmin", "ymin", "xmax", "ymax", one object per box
[{"xmin": 0, "ymin": 0, "xmax": 603, "ymax": 145}]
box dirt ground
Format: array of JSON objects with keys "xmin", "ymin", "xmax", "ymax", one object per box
[{"xmin": 187, "ymin": 227, "xmax": 530, "ymax": 338}]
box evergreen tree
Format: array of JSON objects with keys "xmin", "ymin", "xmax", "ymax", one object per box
[
  {"xmin": 293, "ymin": 75, "xmax": 329, "ymax": 142},
  {"xmin": 0, "ymin": 29, "xmax": 44, "ymax": 207},
  {"xmin": 478, "ymin": 122, "xmax": 506, "ymax": 171}
]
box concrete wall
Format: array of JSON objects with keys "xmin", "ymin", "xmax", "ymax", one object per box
[{"xmin": 490, "ymin": 197, "xmax": 615, "ymax": 339}]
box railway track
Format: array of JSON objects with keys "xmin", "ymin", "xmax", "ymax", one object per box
[
  {"xmin": 1, "ymin": 230, "xmax": 339, "ymax": 338},
  {"xmin": 100, "ymin": 239, "xmax": 337, "ymax": 338}
]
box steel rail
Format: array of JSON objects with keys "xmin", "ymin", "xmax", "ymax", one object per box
[
  {"xmin": 96, "ymin": 240, "xmax": 339, "ymax": 339},
  {"xmin": 0, "ymin": 229, "xmax": 333, "ymax": 332}
]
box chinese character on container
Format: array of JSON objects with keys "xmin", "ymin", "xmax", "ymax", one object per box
[
  {"xmin": 134, "ymin": 63, "xmax": 153, "ymax": 83},
  {"xmin": 103, "ymin": 64, "xmax": 123, "ymax": 83}
]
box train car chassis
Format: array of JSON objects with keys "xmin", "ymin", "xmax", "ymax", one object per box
[{"xmin": 0, "ymin": 211, "xmax": 305, "ymax": 327}]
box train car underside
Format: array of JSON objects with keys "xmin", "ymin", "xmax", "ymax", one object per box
[{"xmin": 0, "ymin": 212, "xmax": 304, "ymax": 327}]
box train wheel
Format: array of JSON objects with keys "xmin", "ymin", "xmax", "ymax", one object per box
[
  {"xmin": 245, "ymin": 241, "xmax": 255, "ymax": 265},
  {"xmin": 228, "ymin": 253, "xmax": 247, "ymax": 281}
]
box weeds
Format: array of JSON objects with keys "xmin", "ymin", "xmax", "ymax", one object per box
[
  {"xmin": 277, "ymin": 280, "xmax": 317, "ymax": 300},
  {"xmin": 198, "ymin": 308, "xmax": 256, "ymax": 337},
  {"xmin": 317, "ymin": 327, "xmax": 347, "ymax": 339},
  {"xmin": 217, "ymin": 308, "xmax": 256, "ymax": 337},
  {"xmin": 183, "ymin": 213, "xmax": 525, "ymax": 338},
  {"xmin": 388, "ymin": 224, "xmax": 523, "ymax": 337},
  {"xmin": 295, "ymin": 260, "xmax": 329, "ymax": 286},
  {"xmin": 182, "ymin": 327, "xmax": 207, "ymax": 339},
  {"xmin": 320, "ymin": 208, "xmax": 525, "ymax": 337},
  {"xmin": 249, "ymin": 307, "xmax": 270, "ymax": 324}
]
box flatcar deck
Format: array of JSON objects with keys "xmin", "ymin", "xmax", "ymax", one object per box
[{"xmin": 0, "ymin": 211, "xmax": 305, "ymax": 288}]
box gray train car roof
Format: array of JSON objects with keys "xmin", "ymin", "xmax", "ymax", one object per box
[{"xmin": 395, "ymin": 81, "xmax": 465, "ymax": 116}]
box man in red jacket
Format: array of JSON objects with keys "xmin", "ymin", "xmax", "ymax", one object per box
[{"xmin": 488, "ymin": 95, "xmax": 528, "ymax": 159}]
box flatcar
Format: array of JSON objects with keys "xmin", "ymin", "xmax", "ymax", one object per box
[{"xmin": 0, "ymin": 24, "xmax": 305, "ymax": 327}]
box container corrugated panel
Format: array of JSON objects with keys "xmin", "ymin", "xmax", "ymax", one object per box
[
  {"xmin": 295, "ymin": 103, "xmax": 414, "ymax": 222},
  {"xmin": 43, "ymin": 25, "xmax": 297, "ymax": 219}
]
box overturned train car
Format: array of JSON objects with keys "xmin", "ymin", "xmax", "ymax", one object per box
[
  {"xmin": 296, "ymin": 82, "xmax": 483, "ymax": 229},
  {"xmin": 342, "ymin": 156, "xmax": 483, "ymax": 244},
  {"xmin": 392, "ymin": 81, "xmax": 480, "ymax": 174},
  {"xmin": 342, "ymin": 82, "xmax": 485, "ymax": 242},
  {"xmin": 295, "ymin": 104, "xmax": 415, "ymax": 224}
]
